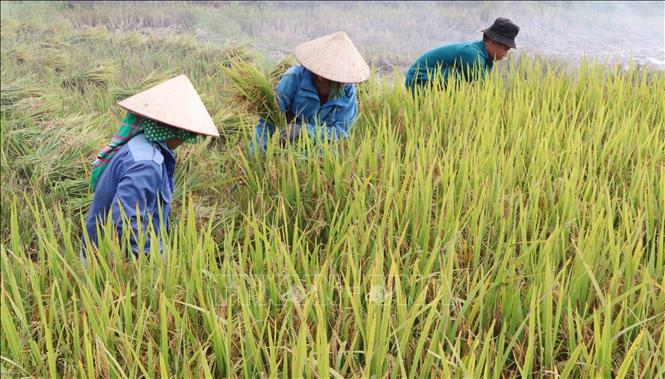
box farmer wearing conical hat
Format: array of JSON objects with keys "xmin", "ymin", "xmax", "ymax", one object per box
[
  {"xmin": 82, "ymin": 75, "xmax": 218, "ymax": 259},
  {"xmin": 405, "ymin": 18, "xmax": 520, "ymax": 92},
  {"xmin": 250, "ymin": 31, "xmax": 370, "ymax": 153}
]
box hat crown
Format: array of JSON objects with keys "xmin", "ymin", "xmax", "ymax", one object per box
[
  {"xmin": 481, "ymin": 17, "xmax": 520, "ymax": 48},
  {"xmin": 488, "ymin": 17, "xmax": 520, "ymax": 38},
  {"xmin": 294, "ymin": 31, "xmax": 370, "ymax": 84},
  {"xmin": 328, "ymin": 31, "xmax": 350, "ymax": 44},
  {"xmin": 117, "ymin": 75, "xmax": 218, "ymax": 137}
]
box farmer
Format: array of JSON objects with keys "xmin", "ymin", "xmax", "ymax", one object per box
[
  {"xmin": 250, "ymin": 31, "xmax": 370, "ymax": 153},
  {"xmin": 405, "ymin": 17, "xmax": 520, "ymax": 92},
  {"xmin": 82, "ymin": 75, "xmax": 218, "ymax": 259}
]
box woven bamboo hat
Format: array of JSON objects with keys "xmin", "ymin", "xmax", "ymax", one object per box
[
  {"xmin": 118, "ymin": 74, "xmax": 219, "ymax": 137},
  {"xmin": 294, "ymin": 31, "xmax": 370, "ymax": 84}
]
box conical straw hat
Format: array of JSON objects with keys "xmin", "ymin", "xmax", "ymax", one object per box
[
  {"xmin": 117, "ymin": 74, "xmax": 219, "ymax": 137},
  {"xmin": 294, "ymin": 31, "xmax": 370, "ymax": 84}
]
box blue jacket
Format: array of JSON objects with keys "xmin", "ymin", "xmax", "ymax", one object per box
[
  {"xmin": 83, "ymin": 133, "xmax": 175, "ymax": 257},
  {"xmin": 251, "ymin": 65, "xmax": 359, "ymax": 152},
  {"xmin": 405, "ymin": 40, "xmax": 494, "ymax": 90}
]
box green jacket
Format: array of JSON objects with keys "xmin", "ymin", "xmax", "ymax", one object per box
[{"xmin": 405, "ymin": 40, "xmax": 493, "ymax": 90}]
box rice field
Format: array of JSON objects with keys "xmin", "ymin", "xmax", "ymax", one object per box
[{"xmin": 1, "ymin": 2, "xmax": 664, "ymax": 378}]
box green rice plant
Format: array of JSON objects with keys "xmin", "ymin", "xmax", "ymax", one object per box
[
  {"xmin": 2, "ymin": 2, "xmax": 665, "ymax": 378},
  {"xmin": 2, "ymin": 112, "xmax": 104, "ymax": 215}
]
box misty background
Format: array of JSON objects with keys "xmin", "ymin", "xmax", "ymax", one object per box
[
  {"xmin": 6, "ymin": 1, "xmax": 665, "ymax": 72},
  {"xmin": 195, "ymin": 1, "xmax": 665, "ymax": 71}
]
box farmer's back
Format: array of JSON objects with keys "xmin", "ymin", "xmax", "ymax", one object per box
[{"xmin": 404, "ymin": 40, "xmax": 491, "ymax": 90}]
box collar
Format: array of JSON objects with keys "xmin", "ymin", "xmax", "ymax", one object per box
[
  {"xmin": 476, "ymin": 40, "xmax": 494, "ymax": 69},
  {"xmin": 156, "ymin": 141, "xmax": 176, "ymax": 179},
  {"xmin": 300, "ymin": 68, "xmax": 320, "ymax": 100},
  {"xmin": 156, "ymin": 141, "xmax": 176, "ymax": 162}
]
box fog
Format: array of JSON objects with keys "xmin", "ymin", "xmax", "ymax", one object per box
[{"xmin": 200, "ymin": 1, "xmax": 665, "ymax": 71}]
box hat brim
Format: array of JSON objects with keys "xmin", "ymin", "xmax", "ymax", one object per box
[
  {"xmin": 294, "ymin": 58, "xmax": 368, "ymax": 84},
  {"xmin": 482, "ymin": 29, "xmax": 517, "ymax": 49},
  {"xmin": 293, "ymin": 31, "xmax": 370, "ymax": 84},
  {"xmin": 117, "ymin": 75, "xmax": 219, "ymax": 137}
]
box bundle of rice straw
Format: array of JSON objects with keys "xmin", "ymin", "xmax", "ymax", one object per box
[{"xmin": 222, "ymin": 54, "xmax": 295, "ymax": 130}]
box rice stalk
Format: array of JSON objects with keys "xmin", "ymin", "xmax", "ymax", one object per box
[
  {"xmin": 6, "ymin": 45, "xmax": 38, "ymax": 64},
  {"xmin": 62, "ymin": 62, "xmax": 119, "ymax": 90},
  {"xmin": 77, "ymin": 25, "xmax": 111, "ymax": 42},
  {"xmin": 38, "ymin": 48, "xmax": 72, "ymax": 72},
  {"xmin": 221, "ymin": 56, "xmax": 289, "ymax": 130},
  {"xmin": 108, "ymin": 69, "xmax": 176, "ymax": 101},
  {"xmin": 0, "ymin": 79, "xmax": 42, "ymax": 111}
]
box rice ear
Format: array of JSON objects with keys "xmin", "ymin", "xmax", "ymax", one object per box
[
  {"xmin": 221, "ymin": 56, "xmax": 289, "ymax": 130},
  {"xmin": 269, "ymin": 55, "xmax": 297, "ymax": 80}
]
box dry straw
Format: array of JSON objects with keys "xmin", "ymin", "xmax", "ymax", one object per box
[{"xmin": 221, "ymin": 54, "xmax": 293, "ymax": 130}]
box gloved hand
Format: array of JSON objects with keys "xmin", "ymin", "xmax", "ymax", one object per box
[{"xmin": 279, "ymin": 124, "xmax": 302, "ymax": 145}]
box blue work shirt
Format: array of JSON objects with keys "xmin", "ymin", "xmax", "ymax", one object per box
[
  {"xmin": 250, "ymin": 64, "xmax": 359, "ymax": 153},
  {"xmin": 405, "ymin": 40, "xmax": 494, "ymax": 90},
  {"xmin": 83, "ymin": 133, "xmax": 175, "ymax": 257}
]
